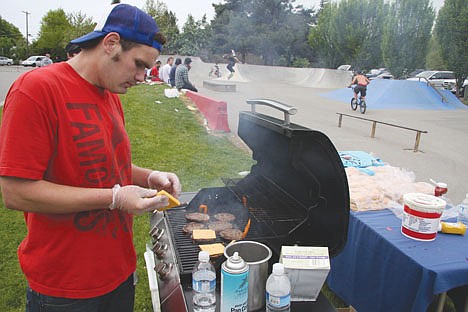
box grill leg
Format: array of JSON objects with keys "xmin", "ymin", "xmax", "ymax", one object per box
[{"xmin": 338, "ymin": 114, "xmax": 343, "ymax": 128}]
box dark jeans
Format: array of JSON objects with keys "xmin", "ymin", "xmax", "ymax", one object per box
[
  {"xmin": 179, "ymin": 83, "xmax": 198, "ymax": 92},
  {"xmin": 25, "ymin": 274, "xmax": 135, "ymax": 312}
]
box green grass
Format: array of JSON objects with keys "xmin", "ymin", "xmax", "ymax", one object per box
[{"xmin": 0, "ymin": 84, "xmax": 254, "ymax": 312}]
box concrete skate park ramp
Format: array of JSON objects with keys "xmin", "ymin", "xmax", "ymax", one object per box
[
  {"xmin": 158, "ymin": 56, "xmax": 352, "ymax": 89},
  {"xmin": 214, "ymin": 63, "xmax": 352, "ymax": 88},
  {"xmin": 320, "ymin": 79, "xmax": 466, "ymax": 110}
]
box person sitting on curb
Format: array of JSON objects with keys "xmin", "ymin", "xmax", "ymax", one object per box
[
  {"xmin": 175, "ymin": 57, "xmax": 198, "ymax": 92},
  {"xmin": 169, "ymin": 58, "xmax": 182, "ymax": 87},
  {"xmin": 149, "ymin": 60, "xmax": 163, "ymax": 82},
  {"xmin": 159, "ymin": 56, "xmax": 173, "ymax": 84}
]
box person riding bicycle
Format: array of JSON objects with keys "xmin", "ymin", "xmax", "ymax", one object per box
[
  {"xmin": 349, "ymin": 71, "xmax": 370, "ymax": 101},
  {"xmin": 209, "ymin": 62, "xmax": 220, "ymax": 78}
]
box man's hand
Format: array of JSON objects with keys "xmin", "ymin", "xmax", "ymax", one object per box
[
  {"xmin": 147, "ymin": 171, "xmax": 181, "ymax": 198},
  {"xmin": 110, "ymin": 185, "xmax": 169, "ymax": 215}
]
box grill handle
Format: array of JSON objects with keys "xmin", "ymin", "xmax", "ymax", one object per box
[{"xmin": 246, "ymin": 99, "xmax": 297, "ymax": 125}]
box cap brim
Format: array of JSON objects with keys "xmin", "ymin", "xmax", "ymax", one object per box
[{"xmin": 70, "ymin": 31, "xmax": 107, "ymax": 45}]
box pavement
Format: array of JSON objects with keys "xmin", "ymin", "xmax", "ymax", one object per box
[
  {"xmin": 166, "ymin": 56, "xmax": 468, "ymax": 204},
  {"xmin": 2, "ymin": 60, "xmax": 467, "ymax": 204}
]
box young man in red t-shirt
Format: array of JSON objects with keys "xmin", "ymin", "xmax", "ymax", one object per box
[
  {"xmin": 149, "ymin": 60, "xmax": 163, "ymax": 82},
  {"xmin": 0, "ymin": 4, "xmax": 181, "ymax": 312}
]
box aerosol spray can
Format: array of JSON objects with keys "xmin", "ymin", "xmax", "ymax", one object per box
[{"xmin": 221, "ymin": 252, "xmax": 249, "ymax": 312}]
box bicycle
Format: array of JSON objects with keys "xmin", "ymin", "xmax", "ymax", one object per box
[
  {"xmin": 208, "ymin": 64, "xmax": 221, "ymax": 78},
  {"xmin": 350, "ymin": 86, "xmax": 367, "ymax": 114}
]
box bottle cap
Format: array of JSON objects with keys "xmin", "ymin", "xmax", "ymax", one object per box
[
  {"xmin": 273, "ymin": 263, "xmax": 284, "ymax": 275},
  {"xmin": 198, "ymin": 250, "xmax": 210, "ymax": 262}
]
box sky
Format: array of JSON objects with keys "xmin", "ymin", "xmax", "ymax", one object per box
[{"xmin": 2, "ymin": 0, "xmax": 445, "ymax": 41}]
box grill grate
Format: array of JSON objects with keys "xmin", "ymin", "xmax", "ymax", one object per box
[{"xmin": 165, "ymin": 178, "xmax": 308, "ymax": 281}]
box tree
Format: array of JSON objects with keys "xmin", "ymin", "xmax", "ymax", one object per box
[
  {"xmin": 309, "ymin": 0, "xmax": 386, "ymax": 69},
  {"xmin": 309, "ymin": 2, "xmax": 341, "ymax": 67},
  {"xmin": 435, "ymin": 0, "xmax": 468, "ymax": 96},
  {"xmin": 0, "ymin": 16, "xmax": 25, "ymax": 60},
  {"xmin": 34, "ymin": 9, "xmax": 71, "ymax": 58},
  {"xmin": 381, "ymin": 0, "xmax": 435, "ymax": 78},
  {"xmin": 425, "ymin": 35, "xmax": 446, "ymax": 70},
  {"xmin": 144, "ymin": 0, "xmax": 180, "ymax": 54},
  {"xmin": 67, "ymin": 12, "xmax": 95, "ymax": 43},
  {"xmin": 31, "ymin": 9, "xmax": 94, "ymax": 61},
  {"xmin": 175, "ymin": 15, "xmax": 211, "ymax": 57},
  {"xmin": 210, "ymin": 0, "xmax": 315, "ymax": 66}
]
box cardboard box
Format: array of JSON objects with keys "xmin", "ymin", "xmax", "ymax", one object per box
[{"xmin": 280, "ymin": 246, "xmax": 330, "ymax": 301}]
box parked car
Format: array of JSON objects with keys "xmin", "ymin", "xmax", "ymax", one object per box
[
  {"xmin": 406, "ymin": 69, "xmax": 425, "ymax": 78},
  {"xmin": 0, "ymin": 56, "xmax": 13, "ymax": 66},
  {"xmin": 366, "ymin": 68, "xmax": 393, "ymax": 80},
  {"xmin": 337, "ymin": 64, "xmax": 352, "ymax": 71},
  {"xmin": 407, "ymin": 70, "xmax": 456, "ymax": 92},
  {"xmin": 374, "ymin": 71, "xmax": 393, "ymax": 80},
  {"xmin": 21, "ymin": 55, "xmax": 46, "ymax": 67}
]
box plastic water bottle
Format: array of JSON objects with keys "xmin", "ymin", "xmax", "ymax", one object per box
[
  {"xmin": 266, "ymin": 263, "xmax": 291, "ymax": 312},
  {"xmin": 192, "ymin": 251, "xmax": 216, "ymax": 312},
  {"xmin": 457, "ymin": 193, "xmax": 468, "ymax": 227}
]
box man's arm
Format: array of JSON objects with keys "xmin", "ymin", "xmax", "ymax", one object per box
[
  {"xmin": 132, "ymin": 164, "xmax": 152, "ymax": 187},
  {"xmin": 133, "ymin": 164, "xmax": 181, "ymax": 198},
  {"xmin": 0, "ymin": 176, "xmax": 112, "ymax": 214}
]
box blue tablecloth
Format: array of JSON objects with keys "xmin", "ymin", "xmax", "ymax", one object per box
[{"xmin": 327, "ymin": 209, "xmax": 468, "ymax": 312}]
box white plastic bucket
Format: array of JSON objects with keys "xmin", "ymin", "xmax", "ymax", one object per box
[{"xmin": 401, "ymin": 193, "xmax": 446, "ymax": 241}]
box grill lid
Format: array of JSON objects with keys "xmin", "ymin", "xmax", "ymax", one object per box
[{"xmin": 237, "ymin": 99, "xmax": 349, "ymax": 257}]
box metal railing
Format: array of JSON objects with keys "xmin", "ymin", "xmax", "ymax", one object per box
[
  {"xmin": 414, "ymin": 77, "xmax": 448, "ymax": 103},
  {"xmin": 336, "ymin": 112, "xmax": 428, "ymax": 152}
]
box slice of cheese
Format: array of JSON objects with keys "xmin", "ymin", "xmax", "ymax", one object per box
[
  {"xmin": 192, "ymin": 229, "xmax": 216, "ymax": 241},
  {"xmin": 156, "ymin": 190, "xmax": 181, "ymax": 211},
  {"xmin": 199, "ymin": 243, "xmax": 225, "ymax": 257}
]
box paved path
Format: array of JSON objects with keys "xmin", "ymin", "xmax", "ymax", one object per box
[{"xmin": 0, "ymin": 66, "xmax": 31, "ymax": 103}]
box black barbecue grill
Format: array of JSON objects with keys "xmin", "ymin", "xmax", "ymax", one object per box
[{"xmin": 148, "ymin": 99, "xmax": 349, "ymax": 312}]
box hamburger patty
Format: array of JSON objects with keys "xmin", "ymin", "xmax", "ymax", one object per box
[
  {"xmin": 214, "ymin": 213, "xmax": 236, "ymax": 222},
  {"xmin": 220, "ymin": 229, "xmax": 243, "ymax": 241},
  {"xmin": 182, "ymin": 222, "xmax": 206, "ymax": 234},
  {"xmin": 185, "ymin": 212, "xmax": 210, "ymax": 223},
  {"xmin": 208, "ymin": 221, "xmax": 233, "ymax": 232}
]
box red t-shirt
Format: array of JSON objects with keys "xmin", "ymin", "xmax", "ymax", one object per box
[
  {"xmin": 150, "ymin": 66, "xmax": 162, "ymax": 81},
  {"xmin": 0, "ymin": 63, "xmax": 135, "ymax": 298}
]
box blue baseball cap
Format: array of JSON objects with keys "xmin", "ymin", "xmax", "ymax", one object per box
[{"xmin": 71, "ymin": 3, "xmax": 163, "ymax": 51}]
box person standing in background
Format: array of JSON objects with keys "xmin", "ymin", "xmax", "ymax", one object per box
[{"xmin": 41, "ymin": 53, "xmax": 53, "ymax": 67}]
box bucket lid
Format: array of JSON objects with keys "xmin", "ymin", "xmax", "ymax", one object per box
[{"xmin": 403, "ymin": 193, "xmax": 446, "ymax": 211}]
